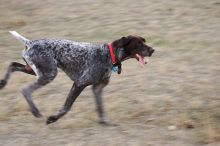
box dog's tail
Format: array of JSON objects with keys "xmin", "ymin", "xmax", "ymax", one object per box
[{"xmin": 9, "ymin": 31, "xmax": 31, "ymax": 47}]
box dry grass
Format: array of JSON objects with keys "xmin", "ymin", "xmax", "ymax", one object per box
[{"xmin": 0, "ymin": 0, "xmax": 220, "ymax": 146}]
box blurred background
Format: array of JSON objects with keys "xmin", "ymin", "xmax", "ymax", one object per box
[{"xmin": 0, "ymin": 0, "xmax": 220, "ymax": 145}]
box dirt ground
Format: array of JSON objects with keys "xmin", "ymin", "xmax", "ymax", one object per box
[{"xmin": 0, "ymin": 0, "xmax": 220, "ymax": 146}]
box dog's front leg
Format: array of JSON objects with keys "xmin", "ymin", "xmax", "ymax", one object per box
[
  {"xmin": 92, "ymin": 78, "xmax": 117, "ymax": 126},
  {"xmin": 46, "ymin": 83, "xmax": 86, "ymax": 124}
]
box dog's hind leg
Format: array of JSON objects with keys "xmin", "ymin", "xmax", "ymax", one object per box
[
  {"xmin": 22, "ymin": 76, "xmax": 55, "ymax": 117},
  {"xmin": 46, "ymin": 83, "xmax": 86, "ymax": 124},
  {"xmin": 22, "ymin": 57, "xmax": 57, "ymax": 118},
  {"xmin": 0, "ymin": 62, "xmax": 35, "ymax": 89}
]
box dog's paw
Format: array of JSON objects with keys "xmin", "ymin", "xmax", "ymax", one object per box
[
  {"xmin": 31, "ymin": 107, "xmax": 42, "ymax": 118},
  {"xmin": 0, "ymin": 80, "xmax": 7, "ymax": 89},
  {"xmin": 99, "ymin": 120, "xmax": 118, "ymax": 127},
  {"xmin": 46, "ymin": 115, "xmax": 59, "ymax": 125}
]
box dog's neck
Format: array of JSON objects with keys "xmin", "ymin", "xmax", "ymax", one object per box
[{"xmin": 108, "ymin": 43, "xmax": 126, "ymax": 74}]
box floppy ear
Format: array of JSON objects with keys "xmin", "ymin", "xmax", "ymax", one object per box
[
  {"xmin": 117, "ymin": 48, "xmax": 124, "ymax": 61},
  {"xmin": 112, "ymin": 36, "xmax": 132, "ymax": 48}
]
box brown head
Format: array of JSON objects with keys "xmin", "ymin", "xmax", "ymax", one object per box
[{"xmin": 112, "ymin": 35, "xmax": 154, "ymax": 67}]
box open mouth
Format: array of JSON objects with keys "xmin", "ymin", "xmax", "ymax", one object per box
[{"xmin": 134, "ymin": 54, "xmax": 149, "ymax": 68}]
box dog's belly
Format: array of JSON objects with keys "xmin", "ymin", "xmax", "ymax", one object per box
[
  {"xmin": 57, "ymin": 61, "xmax": 111, "ymax": 85},
  {"xmin": 56, "ymin": 55, "xmax": 87, "ymax": 80}
]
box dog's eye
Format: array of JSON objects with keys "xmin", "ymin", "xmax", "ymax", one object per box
[{"xmin": 137, "ymin": 41, "xmax": 143, "ymax": 46}]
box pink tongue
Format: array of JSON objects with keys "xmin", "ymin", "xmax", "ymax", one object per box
[{"xmin": 136, "ymin": 54, "xmax": 146, "ymax": 68}]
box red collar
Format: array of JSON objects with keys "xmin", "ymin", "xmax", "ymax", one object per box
[{"xmin": 108, "ymin": 43, "xmax": 116, "ymax": 64}]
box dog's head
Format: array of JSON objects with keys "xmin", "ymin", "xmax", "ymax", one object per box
[{"xmin": 112, "ymin": 35, "xmax": 154, "ymax": 67}]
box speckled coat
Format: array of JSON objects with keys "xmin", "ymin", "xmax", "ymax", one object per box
[
  {"xmin": 1, "ymin": 31, "xmax": 154, "ymax": 124},
  {"xmin": 23, "ymin": 39, "xmax": 112, "ymax": 86}
]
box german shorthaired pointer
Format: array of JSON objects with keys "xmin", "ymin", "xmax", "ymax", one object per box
[{"xmin": 0, "ymin": 31, "xmax": 154, "ymax": 125}]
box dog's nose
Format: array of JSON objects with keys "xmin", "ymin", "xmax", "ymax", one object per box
[
  {"xmin": 151, "ymin": 49, "xmax": 154, "ymax": 54},
  {"xmin": 149, "ymin": 48, "xmax": 154, "ymax": 57}
]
